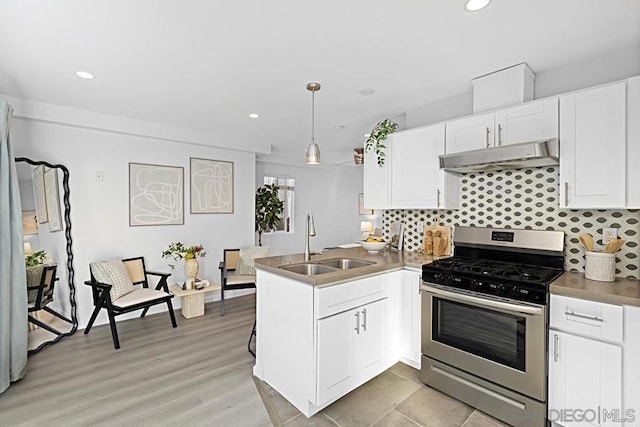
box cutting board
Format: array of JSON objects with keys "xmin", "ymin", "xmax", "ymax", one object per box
[{"xmin": 423, "ymin": 225, "xmax": 452, "ymax": 256}]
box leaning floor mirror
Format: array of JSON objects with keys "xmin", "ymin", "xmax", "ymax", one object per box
[{"xmin": 16, "ymin": 157, "xmax": 78, "ymax": 354}]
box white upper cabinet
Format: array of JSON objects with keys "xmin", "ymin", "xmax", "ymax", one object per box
[
  {"xmin": 494, "ymin": 98, "xmax": 558, "ymax": 145},
  {"xmin": 391, "ymin": 123, "xmax": 459, "ymax": 209},
  {"xmin": 445, "ymin": 98, "xmax": 559, "ymax": 154},
  {"xmin": 363, "ymin": 138, "xmax": 392, "ymax": 209},
  {"xmin": 559, "ymin": 82, "xmax": 626, "ymax": 208},
  {"xmin": 445, "ymin": 112, "xmax": 495, "ymax": 153},
  {"xmin": 626, "ymin": 76, "xmax": 640, "ymax": 208}
]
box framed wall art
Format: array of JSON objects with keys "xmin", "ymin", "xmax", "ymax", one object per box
[
  {"xmin": 32, "ymin": 165, "xmax": 48, "ymax": 224},
  {"xmin": 129, "ymin": 162, "xmax": 184, "ymax": 226},
  {"xmin": 190, "ymin": 158, "xmax": 234, "ymax": 214},
  {"xmin": 22, "ymin": 210, "xmax": 38, "ymax": 235},
  {"xmin": 44, "ymin": 167, "xmax": 63, "ymax": 232}
]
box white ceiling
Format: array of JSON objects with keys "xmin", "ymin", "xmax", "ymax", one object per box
[{"xmin": 1, "ymin": 1, "xmax": 639, "ymax": 166}]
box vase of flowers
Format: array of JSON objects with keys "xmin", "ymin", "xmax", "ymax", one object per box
[{"xmin": 162, "ymin": 242, "xmax": 206, "ymax": 288}]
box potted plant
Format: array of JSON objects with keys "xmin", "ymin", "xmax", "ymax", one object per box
[
  {"xmin": 162, "ymin": 243, "xmax": 206, "ymax": 284},
  {"xmin": 255, "ymin": 184, "xmax": 284, "ymax": 246},
  {"xmin": 25, "ymin": 250, "xmax": 48, "ymax": 267},
  {"xmin": 365, "ymin": 119, "xmax": 399, "ymax": 166}
]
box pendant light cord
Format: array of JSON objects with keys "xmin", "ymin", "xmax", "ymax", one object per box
[{"xmin": 311, "ymin": 90, "xmax": 315, "ymax": 143}]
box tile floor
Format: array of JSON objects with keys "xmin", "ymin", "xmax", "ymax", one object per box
[{"xmin": 254, "ymin": 362, "xmax": 510, "ymax": 427}]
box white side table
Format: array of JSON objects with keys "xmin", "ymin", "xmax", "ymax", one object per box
[{"xmin": 169, "ymin": 282, "xmax": 221, "ymax": 319}]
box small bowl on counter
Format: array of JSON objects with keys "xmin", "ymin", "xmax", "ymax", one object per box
[{"xmin": 361, "ymin": 240, "xmax": 388, "ymax": 254}]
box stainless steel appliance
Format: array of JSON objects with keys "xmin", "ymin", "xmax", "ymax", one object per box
[
  {"xmin": 439, "ymin": 138, "xmax": 559, "ymax": 173},
  {"xmin": 421, "ymin": 226, "xmax": 564, "ymax": 427}
]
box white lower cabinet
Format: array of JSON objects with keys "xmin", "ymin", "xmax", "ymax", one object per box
[
  {"xmin": 548, "ymin": 330, "xmax": 622, "ymax": 427},
  {"xmin": 399, "ymin": 269, "xmax": 421, "ymax": 368},
  {"xmin": 317, "ymin": 306, "xmax": 357, "ymax": 404},
  {"xmin": 548, "ymin": 295, "xmax": 629, "ymax": 427},
  {"xmin": 255, "ymin": 268, "xmax": 420, "ymax": 417},
  {"xmin": 317, "ymin": 298, "xmax": 387, "ymax": 405}
]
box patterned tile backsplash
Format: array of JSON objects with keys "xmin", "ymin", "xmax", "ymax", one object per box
[{"xmin": 383, "ymin": 167, "xmax": 640, "ymax": 279}]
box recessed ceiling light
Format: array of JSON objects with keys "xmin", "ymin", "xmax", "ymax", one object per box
[
  {"xmin": 334, "ymin": 125, "xmax": 345, "ymax": 131},
  {"xmin": 249, "ymin": 113, "xmax": 260, "ymax": 119},
  {"xmin": 358, "ymin": 88, "xmax": 375, "ymax": 96},
  {"xmin": 464, "ymin": 0, "xmax": 491, "ymax": 11},
  {"xmin": 75, "ymin": 71, "xmax": 94, "ymax": 79}
]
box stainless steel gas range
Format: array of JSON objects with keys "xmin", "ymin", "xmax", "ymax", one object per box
[{"xmin": 421, "ymin": 226, "xmax": 565, "ymax": 427}]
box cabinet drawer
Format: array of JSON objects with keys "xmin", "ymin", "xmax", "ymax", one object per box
[
  {"xmin": 550, "ymin": 295, "xmax": 623, "ymax": 343},
  {"xmin": 316, "ymin": 275, "xmax": 386, "ymax": 319}
]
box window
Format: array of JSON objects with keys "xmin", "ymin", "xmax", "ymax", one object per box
[{"xmin": 264, "ymin": 176, "xmax": 295, "ymax": 233}]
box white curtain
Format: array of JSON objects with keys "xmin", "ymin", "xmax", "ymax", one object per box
[{"xmin": 0, "ymin": 99, "xmax": 27, "ymax": 394}]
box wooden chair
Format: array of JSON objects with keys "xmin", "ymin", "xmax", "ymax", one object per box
[
  {"xmin": 84, "ymin": 256, "xmax": 177, "ymax": 349},
  {"xmin": 219, "ymin": 249, "xmax": 256, "ymax": 317},
  {"xmin": 219, "ymin": 248, "xmax": 257, "ymax": 356},
  {"xmin": 27, "ymin": 264, "xmax": 72, "ymax": 335}
]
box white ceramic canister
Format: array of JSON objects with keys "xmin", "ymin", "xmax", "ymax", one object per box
[{"xmin": 585, "ymin": 251, "xmax": 616, "ymax": 282}]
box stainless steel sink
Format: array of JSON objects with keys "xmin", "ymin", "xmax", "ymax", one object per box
[
  {"xmin": 317, "ymin": 258, "xmax": 376, "ymax": 270},
  {"xmin": 279, "ymin": 263, "xmax": 338, "ymax": 276}
]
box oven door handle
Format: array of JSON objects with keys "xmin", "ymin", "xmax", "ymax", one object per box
[{"xmin": 424, "ymin": 285, "xmax": 543, "ymax": 316}]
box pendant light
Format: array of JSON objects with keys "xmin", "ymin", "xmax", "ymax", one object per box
[{"xmin": 304, "ymin": 82, "xmax": 321, "ymax": 164}]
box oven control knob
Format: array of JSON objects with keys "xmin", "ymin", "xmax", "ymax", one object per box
[{"xmin": 469, "ymin": 280, "xmax": 479, "ymax": 291}]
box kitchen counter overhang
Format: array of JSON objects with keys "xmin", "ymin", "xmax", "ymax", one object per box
[{"xmin": 253, "ymin": 247, "xmax": 440, "ymax": 287}]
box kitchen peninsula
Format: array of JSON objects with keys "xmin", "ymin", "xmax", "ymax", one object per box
[{"xmin": 253, "ymin": 247, "xmax": 437, "ymax": 417}]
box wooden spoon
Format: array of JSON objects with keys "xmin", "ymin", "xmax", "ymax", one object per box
[
  {"xmin": 604, "ymin": 239, "xmax": 625, "ymax": 253},
  {"xmin": 578, "ymin": 234, "xmax": 594, "ymax": 252}
]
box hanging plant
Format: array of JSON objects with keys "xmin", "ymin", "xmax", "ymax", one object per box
[{"xmin": 364, "ymin": 119, "xmax": 399, "ymax": 166}]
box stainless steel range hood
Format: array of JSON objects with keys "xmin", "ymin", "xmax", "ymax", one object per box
[{"xmin": 439, "ymin": 138, "xmax": 559, "ymax": 173}]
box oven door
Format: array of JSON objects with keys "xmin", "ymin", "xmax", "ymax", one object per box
[{"xmin": 421, "ymin": 283, "xmax": 547, "ymax": 401}]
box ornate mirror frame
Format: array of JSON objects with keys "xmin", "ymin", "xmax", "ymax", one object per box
[{"xmin": 16, "ymin": 157, "xmax": 78, "ymax": 353}]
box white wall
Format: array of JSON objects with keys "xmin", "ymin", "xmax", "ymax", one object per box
[
  {"xmin": 256, "ymin": 161, "xmax": 365, "ymax": 256},
  {"xmin": 12, "ymin": 117, "xmax": 256, "ymax": 328},
  {"xmin": 406, "ymin": 44, "xmax": 640, "ymax": 128}
]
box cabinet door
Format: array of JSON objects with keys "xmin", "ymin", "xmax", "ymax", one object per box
[
  {"xmin": 627, "ymin": 76, "xmax": 640, "ymax": 208},
  {"xmin": 399, "ymin": 270, "xmax": 422, "ymax": 367},
  {"xmin": 559, "ymin": 82, "xmax": 626, "ymax": 208},
  {"xmin": 363, "ymin": 140, "xmax": 392, "ymax": 209},
  {"xmin": 317, "ymin": 308, "xmax": 357, "ymax": 405},
  {"xmin": 356, "ymin": 298, "xmax": 387, "ymax": 380},
  {"xmin": 391, "ymin": 124, "xmax": 445, "ymax": 208},
  {"xmin": 494, "ymin": 97, "xmax": 558, "ymax": 146},
  {"xmin": 548, "ymin": 331, "xmax": 622, "ymax": 427},
  {"xmin": 445, "ymin": 112, "xmax": 495, "ymax": 153}
]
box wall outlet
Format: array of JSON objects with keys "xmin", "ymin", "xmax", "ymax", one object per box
[
  {"xmin": 603, "ymin": 228, "xmax": 618, "ymax": 244},
  {"xmin": 95, "ymin": 171, "xmax": 104, "ymax": 183}
]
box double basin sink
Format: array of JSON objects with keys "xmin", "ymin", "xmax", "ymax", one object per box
[{"xmin": 279, "ymin": 258, "xmax": 375, "ymax": 276}]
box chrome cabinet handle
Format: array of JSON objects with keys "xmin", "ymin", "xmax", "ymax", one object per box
[
  {"xmin": 498, "ymin": 124, "xmax": 503, "ymax": 146},
  {"xmin": 354, "ymin": 311, "xmax": 360, "ymax": 334},
  {"xmin": 362, "ymin": 308, "xmax": 367, "ymax": 331},
  {"xmin": 564, "ymin": 182, "xmax": 569, "ymax": 206},
  {"xmin": 485, "ymin": 127, "xmax": 491, "ymax": 148},
  {"xmin": 565, "ymin": 311, "xmax": 603, "ymax": 323},
  {"xmin": 437, "ymin": 189, "xmax": 441, "ymax": 207},
  {"xmin": 553, "ymin": 334, "xmax": 559, "ymax": 362}
]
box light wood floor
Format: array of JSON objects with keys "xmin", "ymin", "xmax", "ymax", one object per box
[{"xmin": 0, "ymin": 294, "xmax": 271, "ymax": 427}]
